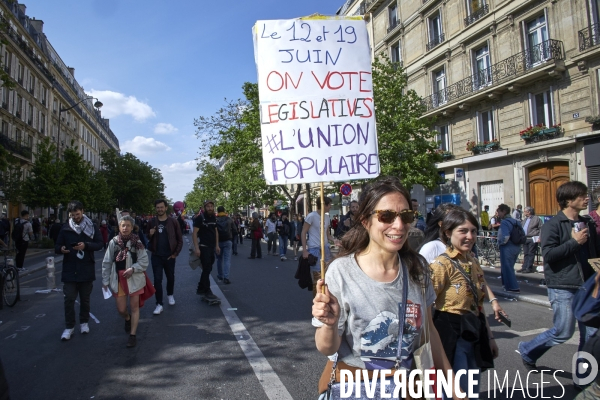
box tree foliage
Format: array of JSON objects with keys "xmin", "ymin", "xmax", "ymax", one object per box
[
  {"xmin": 190, "ymin": 82, "xmax": 302, "ymax": 214},
  {"xmin": 21, "ymin": 137, "xmax": 66, "ymax": 210},
  {"xmin": 61, "ymin": 146, "xmax": 94, "ymax": 207},
  {"xmin": 371, "ymin": 55, "xmax": 442, "ymax": 190},
  {"xmin": 99, "ymin": 150, "xmax": 166, "ymax": 214}
]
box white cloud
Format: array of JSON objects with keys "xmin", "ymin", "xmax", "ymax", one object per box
[
  {"xmin": 154, "ymin": 123, "xmax": 178, "ymax": 135},
  {"xmin": 88, "ymin": 89, "xmax": 155, "ymax": 122},
  {"xmin": 121, "ymin": 136, "xmax": 171, "ymax": 155},
  {"xmin": 160, "ymin": 160, "xmax": 200, "ymax": 202}
]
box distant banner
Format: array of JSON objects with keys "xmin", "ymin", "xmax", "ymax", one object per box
[{"xmin": 253, "ymin": 16, "xmax": 379, "ymax": 185}]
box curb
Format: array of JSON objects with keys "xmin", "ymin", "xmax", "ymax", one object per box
[
  {"xmin": 19, "ymin": 256, "xmax": 63, "ymax": 278},
  {"xmin": 486, "ymin": 283, "xmax": 551, "ymax": 307}
]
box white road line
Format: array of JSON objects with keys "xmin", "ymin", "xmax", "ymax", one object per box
[
  {"xmin": 75, "ymin": 300, "xmax": 100, "ymax": 324},
  {"xmin": 210, "ymin": 277, "xmax": 294, "ymax": 400}
]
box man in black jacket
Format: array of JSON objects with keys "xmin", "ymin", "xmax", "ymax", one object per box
[
  {"xmin": 55, "ymin": 200, "xmax": 104, "ymax": 341},
  {"xmin": 519, "ymin": 182, "xmax": 600, "ymax": 378}
]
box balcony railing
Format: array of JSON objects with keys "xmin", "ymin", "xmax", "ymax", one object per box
[
  {"xmin": 0, "ymin": 134, "xmax": 32, "ymax": 160},
  {"xmin": 464, "ymin": 4, "xmax": 489, "ymax": 27},
  {"xmin": 426, "ymin": 33, "xmax": 445, "ymax": 51},
  {"xmin": 388, "ymin": 19, "xmax": 399, "ymax": 33},
  {"xmin": 579, "ymin": 23, "xmax": 600, "ymax": 51},
  {"xmin": 421, "ymin": 39, "xmax": 564, "ymax": 112}
]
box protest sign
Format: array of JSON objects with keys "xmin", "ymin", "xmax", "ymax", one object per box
[{"xmin": 253, "ymin": 16, "xmax": 379, "ymax": 185}]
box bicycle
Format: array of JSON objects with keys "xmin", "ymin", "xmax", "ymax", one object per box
[
  {"xmin": 0, "ymin": 248, "xmax": 19, "ymax": 308},
  {"xmin": 477, "ymin": 232, "xmax": 500, "ymax": 266}
]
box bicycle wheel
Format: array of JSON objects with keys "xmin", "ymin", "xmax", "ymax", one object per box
[{"xmin": 3, "ymin": 267, "xmax": 19, "ymax": 307}]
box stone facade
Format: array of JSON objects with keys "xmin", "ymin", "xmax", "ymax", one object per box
[{"xmin": 339, "ymin": 0, "xmax": 600, "ymax": 218}]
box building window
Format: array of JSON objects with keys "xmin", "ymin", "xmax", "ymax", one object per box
[
  {"xmin": 1, "ymin": 88, "xmax": 7, "ymax": 109},
  {"xmin": 53, "ymin": 99, "xmax": 57, "ymax": 113},
  {"xmin": 17, "ymin": 63, "xmax": 23, "ymax": 85},
  {"xmin": 473, "ymin": 44, "xmax": 491, "ymax": 88},
  {"xmin": 388, "ymin": 3, "xmax": 399, "ymax": 31},
  {"xmin": 526, "ymin": 15, "xmax": 549, "ymax": 66},
  {"xmin": 15, "ymin": 128, "xmax": 21, "ymax": 144},
  {"xmin": 41, "ymin": 86, "xmax": 47, "ymax": 106},
  {"xmin": 16, "ymin": 95, "xmax": 22, "ymax": 119},
  {"xmin": 465, "ymin": 0, "xmax": 488, "ymax": 26},
  {"xmin": 529, "ymin": 90, "xmax": 554, "ymax": 127},
  {"xmin": 436, "ymin": 125, "xmax": 450, "ymax": 151},
  {"xmin": 27, "ymin": 103, "xmax": 33, "ymax": 125},
  {"xmin": 432, "ymin": 68, "xmax": 447, "ymax": 106},
  {"xmin": 427, "ymin": 13, "xmax": 444, "ymax": 50},
  {"xmin": 1, "ymin": 121, "xmax": 8, "ymax": 136},
  {"xmin": 390, "ymin": 42, "xmax": 401, "ymax": 64},
  {"xmin": 477, "ymin": 109, "xmax": 495, "ymax": 142},
  {"xmin": 3, "ymin": 51, "xmax": 11, "ymax": 74},
  {"xmin": 28, "ymin": 73, "xmax": 34, "ymax": 94},
  {"xmin": 40, "ymin": 113, "xmax": 46, "ymax": 134}
]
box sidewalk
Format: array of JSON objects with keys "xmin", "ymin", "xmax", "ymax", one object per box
[
  {"xmin": 18, "ymin": 248, "xmax": 63, "ymax": 277},
  {"xmin": 481, "ymin": 260, "xmax": 551, "ymax": 308}
]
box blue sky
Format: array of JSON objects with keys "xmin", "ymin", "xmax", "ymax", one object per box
[{"xmin": 24, "ymin": 0, "xmax": 342, "ymax": 203}]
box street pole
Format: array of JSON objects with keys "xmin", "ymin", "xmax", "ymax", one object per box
[{"xmin": 55, "ymin": 96, "xmax": 103, "ymax": 160}]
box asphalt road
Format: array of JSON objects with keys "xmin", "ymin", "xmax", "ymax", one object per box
[{"xmin": 0, "ymin": 238, "xmax": 587, "ymax": 399}]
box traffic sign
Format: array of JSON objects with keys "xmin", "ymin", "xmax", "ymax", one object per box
[{"xmin": 340, "ymin": 184, "xmax": 352, "ymax": 196}]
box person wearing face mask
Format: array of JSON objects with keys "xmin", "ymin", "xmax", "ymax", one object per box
[{"xmin": 55, "ymin": 200, "xmax": 104, "ymax": 341}]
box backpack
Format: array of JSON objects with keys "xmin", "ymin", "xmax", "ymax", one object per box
[
  {"xmin": 216, "ymin": 217, "xmax": 231, "ymax": 241},
  {"xmin": 573, "ymin": 272, "xmax": 600, "ymax": 328},
  {"xmin": 11, "ymin": 220, "xmax": 24, "ymax": 242},
  {"xmin": 509, "ymin": 220, "xmax": 527, "ymax": 245}
]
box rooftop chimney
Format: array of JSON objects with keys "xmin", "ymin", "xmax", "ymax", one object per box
[
  {"xmin": 30, "ymin": 19, "xmax": 44, "ymax": 33},
  {"xmin": 67, "ymin": 67, "xmax": 75, "ymax": 77}
]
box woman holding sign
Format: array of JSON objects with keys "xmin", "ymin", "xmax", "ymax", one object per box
[{"xmin": 312, "ymin": 177, "xmax": 460, "ymax": 399}]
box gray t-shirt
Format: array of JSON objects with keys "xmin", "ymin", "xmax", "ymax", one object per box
[
  {"xmin": 305, "ymin": 211, "xmax": 330, "ymax": 249},
  {"xmin": 313, "ymin": 253, "xmax": 436, "ymax": 369}
]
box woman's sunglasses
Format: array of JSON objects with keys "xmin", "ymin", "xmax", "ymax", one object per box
[{"xmin": 371, "ymin": 209, "xmax": 415, "ymax": 224}]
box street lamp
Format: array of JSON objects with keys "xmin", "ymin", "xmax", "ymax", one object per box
[{"xmin": 56, "ymin": 96, "xmax": 103, "ymax": 159}]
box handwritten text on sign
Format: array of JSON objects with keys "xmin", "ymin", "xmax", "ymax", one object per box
[{"xmin": 253, "ymin": 17, "xmax": 379, "ymax": 184}]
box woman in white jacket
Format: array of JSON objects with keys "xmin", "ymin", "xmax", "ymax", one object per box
[{"xmin": 102, "ymin": 215, "xmax": 153, "ymax": 348}]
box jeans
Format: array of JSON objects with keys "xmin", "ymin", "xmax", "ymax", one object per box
[
  {"xmin": 519, "ymin": 288, "xmax": 598, "ymax": 364},
  {"xmin": 216, "ymin": 241, "xmax": 232, "ymax": 280},
  {"xmin": 232, "ymin": 237, "xmax": 238, "ymax": 255},
  {"xmin": 267, "ymin": 232, "xmax": 278, "ymax": 254},
  {"xmin": 499, "ymin": 242, "xmax": 520, "ymax": 290},
  {"xmin": 63, "ymin": 281, "xmax": 93, "ymax": 329},
  {"xmin": 279, "ymin": 235, "xmax": 288, "ymax": 257},
  {"xmin": 198, "ymin": 246, "xmax": 215, "ymax": 293},
  {"xmin": 151, "ymin": 254, "xmax": 175, "ymax": 305},
  {"xmin": 15, "ymin": 240, "xmax": 28, "ymax": 269},
  {"xmin": 251, "ymin": 237, "xmax": 262, "ymax": 258},
  {"xmin": 521, "ymin": 240, "xmax": 538, "ymax": 272}
]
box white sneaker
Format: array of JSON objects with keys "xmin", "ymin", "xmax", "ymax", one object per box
[
  {"xmin": 281, "ymin": 256, "xmax": 287, "ymax": 260},
  {"xmin": 168, "ymin": 295, "xmax": 175, "ymax": 306},
  {"xmin": 61, "ymin": 328, "xmax": 74, "ymax": 341},
  {"xmin": 80, "ymin": 323, "xmax": 89, "ymax": 334},
  {"xmin": 153, "ymin": 304, "xmax": 163, "ymax": 315}
]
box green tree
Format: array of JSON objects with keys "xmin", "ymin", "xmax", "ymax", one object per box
[
  {"xmin": 100, "ymin": 150, "xmax": 166, "ymax": 214},
  {"xmin": 21, "ymin": 137, "xmax": 66, "ymax": 210},
  {"xmin": 0, "ymin": 145, "xmax": 23, "ymax": 207},
  {"xmin": 87, "ymin": 172, "xmax": 113, "ymax": 214},
  {"xmin": 193, "ymin": 82, "xmax": 302, "ymax": 215},
  {"xmin": 371, "ymin": 55, "xmax": 442, "ymax": 189},
  {"xmin": 61, "ymin": 146, "xmax": 93, "ymax": 207}
]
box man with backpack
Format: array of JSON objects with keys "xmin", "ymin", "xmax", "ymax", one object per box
[
  {"xmin": 497, "ymin": 203, "xmax": 524, "ymax": 293},
  {"xmin": 518, "ymin": 181, "xmax": 600, "ymax": 383},
  {"xmin": 192, "ymin": 200, "xmax": 220, "ymax": 302},
  {"xmin": 147, "ymin": 199, "xmax": 183, "ymax": 315},
  {"xmin": 13, "ymin": 210, "xmax": 34, "ymax": 272},
  {"xmin": 215, "ymin": 206, "xmax": 236, "ymax": 284}
]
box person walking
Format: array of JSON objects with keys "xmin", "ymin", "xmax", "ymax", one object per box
[
  {"xmin": 231, "ymin": 215, "xmax": 240, "ymax": 256},
  {"xmin": 100, "ymin": 220, "xmax": 109, "ymax": 250},
  {"xmin": 192, "ymin": 200, "xmax": 220, "ymax": 302},
  {"xmin": 248, "ymin": 212, "xmax": 263, "ymax": 259},
  {"xmin": 13, "ymin": 210, "xmax": 34, "ymax": 272},
  {"xmin": 518, "ymin": 181, "xmax": 600, "ymax": 384},
  {"xmin": 215, "ymin": 206, "xmax": 236, "ymax": 284},
  {"xmin": 55, "ymin": 201, "xmax": 104, "ymax": 341},
  {"xmin": 277, "ymin": 212, "xmax": 291, "ymax": 261},
  {"xmin": 512, "ymin": 204, "xmax": 523, "ymax": 223},
  {"xmin": 336, "ymin": 200, "xmax": 358, "ymax": 239},
  {"xmin": 265, "ymin": 213, "xmax": 278, "ymax": 256},
  {"xmin": 292, "ymin": 215, "xmax": 303, "ymax": 261},
  {"xmin": 301, "ymin": 197, "xmax": 337, "ymax": 297},
  {"xmin": 497, "ymin": 203, "xmax": 521, "ymax": 293},
  {"xmin": 102, "ymin": 215, "xmax": 155, "ymax": 348},
  {"xmin": 146, "ymin": 199, "xmax": 182, "ymax": 315},
  {"xmin": 480, "ymin": 205, "xmax": 490, "ymax": 231},
  {"xmin": 519, "ymin": 206, "xmax": 542, "ymax": 274}
]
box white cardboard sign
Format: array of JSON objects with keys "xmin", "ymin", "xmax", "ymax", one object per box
[{"xmin": 253, "ymin": 16, "xmax": 379, "ymax": 185}]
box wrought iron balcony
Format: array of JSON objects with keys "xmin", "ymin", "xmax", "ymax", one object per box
[
  {"xmin": 464, "ymin": 4, "xmax": 489, "ymax": 27},
  {"xmin": 421, "ymin": 39, "xmax": 564, "ymax": 112},
  {"xmin": 0, "ymin": 134, "xmax": 32, "ymax": 160},
  {"xmin": 579, "ymin": 23, "xmax": 600, "ymax": 51},
  {"xmin": 388, "ymin": 19, "xmax": 400, "ymax": 33},
  {"xmin": 426, "ymin": 33, "xmax": 445, "ymax": 51}
]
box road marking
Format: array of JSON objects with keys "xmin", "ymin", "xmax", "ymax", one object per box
[
  {"xmin": 505, "ymin": 327, "xmax": 579, "ymax": 345},
  {"xmin": 210, "ymin": 277, "xmax": 293, "ymax": 400},
  {"xmin": 75, "ymin": 300, "xmax": 100, "ymax": 324}
]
